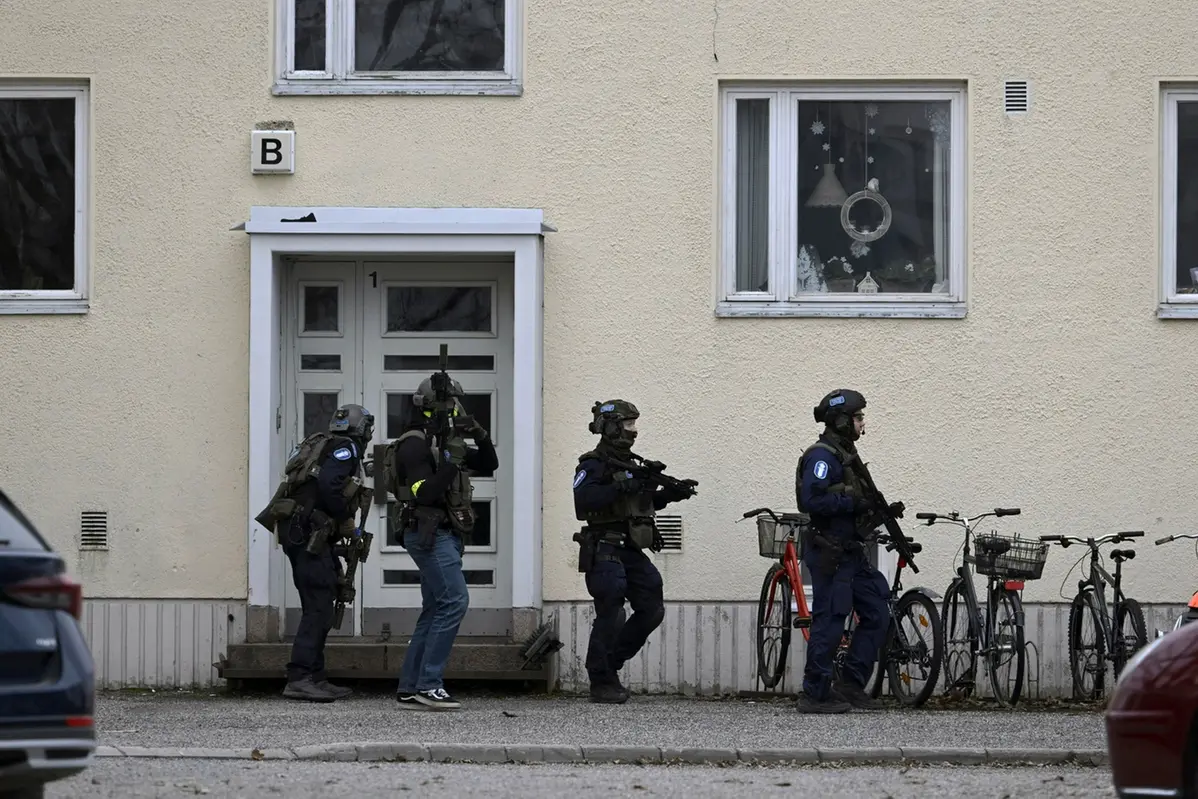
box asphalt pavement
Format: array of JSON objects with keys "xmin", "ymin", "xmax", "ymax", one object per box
[
  {"xmin": 93, "ymin": 689, "xmax": 1106, "ymax": 753},
  {"xmin": 49, "ymin": 759, "xmax": 1115, "ymax": 798}
]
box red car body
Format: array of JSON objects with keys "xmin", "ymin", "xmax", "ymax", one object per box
[{"xmin": 1105, "ymin": 619, "xmax": 1198, "ymax": 798}]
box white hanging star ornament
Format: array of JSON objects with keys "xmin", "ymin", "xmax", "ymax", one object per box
[
  {"xmin": 865, "ymin": 104, "xmax": 879, "ymax": 118},
  {"xmin": 810, "ymin": 120, "xmax": 825, "ymax": 136}
]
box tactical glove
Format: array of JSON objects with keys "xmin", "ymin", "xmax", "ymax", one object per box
[
  {"xmin": 461, "ymin": 415, "xmax": 489, "ymax": 442},
  {"xmin": 614, "ymin": 471, "xmax": 642, "ymax": 494},
  {"xmin": 443, "ymin": 438, "xmax": 468, "ymax": 466}
]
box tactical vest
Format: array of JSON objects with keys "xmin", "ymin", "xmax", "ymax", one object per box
[
  {"xmin": 253, "ymin": 432, "xmax": 364, "ymax": 542},
  {"xmin": 576, "ymin": 449, "xmax": 656, "ymax": 550},
  {"xmin": 797, "ymin": 438, "xmax": 864, "ymax": 510},
  {"xmin": 383, "ymin": 429, "xmax": 475, "ymax": 536}
]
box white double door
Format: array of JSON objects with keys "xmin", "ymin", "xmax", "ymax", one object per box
[{"xmin": 282, "ymin": 257, "xmax": 514, "ymax": 638}]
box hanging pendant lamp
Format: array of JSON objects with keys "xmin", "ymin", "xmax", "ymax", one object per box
[{"xmin": 806, "ymin": 161, "xmax": 849, "ymax": 207}]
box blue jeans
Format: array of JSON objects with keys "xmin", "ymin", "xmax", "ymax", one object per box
[{"xmin": 397, "ymin": 529, "xmax": 470, "ymax": 692}]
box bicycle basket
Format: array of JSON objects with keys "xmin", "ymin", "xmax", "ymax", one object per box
[
  {"xmin": 757, "ymin": 512, "xmax": 810, "ymax": 559},
  {"xmin": 973, "ymin": 534, "xmax": 1049, "ymax": 581}
]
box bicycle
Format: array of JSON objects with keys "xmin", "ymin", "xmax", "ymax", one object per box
[
  {"xmin": 747, "ymin": 506, "xmax": 944, "ymax": 706},
  {"xmin": 1040, "ymin": 530, "xmax": 1147, "ymax": 698},
  {"xmin": 1153, "ymin": 532, "xmax": 1198, "ymax": 635},
  {"xmin": 916, "ymin": 506, "xmax": 1044, "ymax": 706},
  {"xmin": 835, "ymin": 530, "xmax": 946, "ymax": 707}
]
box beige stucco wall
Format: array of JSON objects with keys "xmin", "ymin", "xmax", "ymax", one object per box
[{"xmin": 1, "ymin": 0, "xmax": 1195, "ymax": 604}]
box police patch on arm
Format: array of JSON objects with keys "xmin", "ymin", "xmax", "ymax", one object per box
[
  {"xmin": 813, "ymin": 460, "xmax": 829, "ymax": 480},
  {"xmin": 333, "ymin": 447, "xmax": 353, "ymax": 461},
  {"xmin": 573, "ymin": 469, "xmax": 586, "ymax": 488}
]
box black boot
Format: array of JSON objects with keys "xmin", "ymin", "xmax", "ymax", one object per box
[
  {"xmin": 796, "ymin": 691, "xmax": 852, "ymax": 714},
  {"xmin": 282, "ymin": 675, "xmax": 339, "ymax": 703},
  {"xmin": 833, "ymin": 678, "xmax": 883, "ymax": 711},
  {"xmin": 589, "ymin": 681, "xmax": 629, "ymax": 704}
]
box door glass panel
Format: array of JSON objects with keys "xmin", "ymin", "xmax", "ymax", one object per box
[
  {"xmin": 386, "ymin": 392, "xmax": 492, "ymax": 441},
  {"xmin": 300, "ymin": 354, "xmax": 341, "ymax": 371},
  {"xmin": 384, "ymin": 354, "xmax": 495, "ymax": 372},
  {"xmin": 303, "ymin": 392, "xmax": 339, "ymax": 437},
  {"xmin": 384, "ymin": 569, "xmax": 495, "ymax": 586},
  {"xmin": 467, "ymin": 501, "xmax": 491, "ymax": 547},
  {"xmin": 303, "ymin": 285, "xmax": 339, "ymax": 332},
  {"xmin": 386, "ymin": 286, "xmax": 492, "ymax": 333}
]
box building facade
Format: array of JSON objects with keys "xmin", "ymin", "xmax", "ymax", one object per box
[{"xmin": 2, "ymin": 0, "xmax": 1197, "ymax": 696}]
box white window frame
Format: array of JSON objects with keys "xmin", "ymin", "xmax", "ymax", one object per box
[
  {"xmin": 0, "ymin": 80, "xmax": 90, "ymax": 315},
  {"xmin": 1160, "ymin": 87, "xmax": 1198, "ymax": 318},
  {"xmin": 273, "ymin": 0, "xmax": 524, "ymax": 96},
  {"xmin": 717, "ymin": 82, "xmax": 968, "ymax": 319}
]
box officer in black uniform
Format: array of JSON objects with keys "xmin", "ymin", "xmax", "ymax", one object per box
[
  {"xmin": 796, "ymin": 389, "xmax": 902, "ymax": 713},
  {"xmin": 280, "ymin": 403, "xmax": 374, "ymax": 703},
  {"xmin": 573, "ymin": 400, "xmax": 694, "ymax": 704}
]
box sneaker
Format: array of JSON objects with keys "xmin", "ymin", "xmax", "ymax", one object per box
[
  {"xmin": 833, "ymin": 679, "xmax": 884, "ymax": 711},
  {"xmin": 796, "ymin": 691, "xmax": 853, "ymax": 714},
  {"xmin": 396, "ymin": 691, "xmax": 426, "ymax": 710},
  {"xmin": 415, "ymin": 688, "xmax": 461, "ymax": 710}
]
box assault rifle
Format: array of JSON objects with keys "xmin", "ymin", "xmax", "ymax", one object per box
[
  {"xmin": 331, "ymin": 487, "xmax": 374, "ymax": 629},
  {"xmin": 606, "ymin": 452, "xmax": 699, "ymax": 500},
  {"xmin": 428, "ymin": 343, "xmax": 456, "ymax": 449},
  {"xmin": 848, "ymin": 459, "xmax": 919, "ymax": 573}
]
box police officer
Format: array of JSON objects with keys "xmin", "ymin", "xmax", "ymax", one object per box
[
  {"xmin": 279, "ymin": 403, "xmax": 374, "ymax": 703},
  {"xmin": 390, "ymin": 372, "xmax": 497, "ymax": 711},
  {"xmin": 796, "ymin": 389, "xmax": 903, "ymax": 714},
  {"xmin": 573, "ymin": 400, "xmax": 694, "ymax": 704}
]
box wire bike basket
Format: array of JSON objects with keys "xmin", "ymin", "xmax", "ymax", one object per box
[
  {"xmin": 757, "ymin": 512, "xmax": 811, "ymax": 559},
  {"xmin": 973, "ymin": 533, "xmax": 1050, "ymax": 581}
]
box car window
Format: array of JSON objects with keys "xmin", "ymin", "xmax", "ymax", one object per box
[{"xmin": 0, "ymin": 496, "xmax": 50, "ymax": 552}]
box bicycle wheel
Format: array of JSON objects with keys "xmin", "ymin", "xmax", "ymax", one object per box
[
  {"xmin": 986, "ymin": 587, "xmax": 1025, "ymax": 706},
  {"xmin": 756, "ymin": 564, "xmax": 793, "ymax": 689},
  {"xmin": 885, "ymin": 591, "xmax": 944, "ymax": 707},
  {"xmin": 1068, "ymin": 589, "xmax": 1105, "ymax": 699},
  {"xmin": 941, "ymin": 578, "xmax": 979, "ymax": 698},
  {"xmin": 1112, "ymin": 597, "xmax": 1147, "ymax": 679}
]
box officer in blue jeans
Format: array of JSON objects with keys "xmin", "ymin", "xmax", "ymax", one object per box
[
  {"xmin": 391, "ymin": 375, "xmax": 498, "ymax": 711},
  {"xmin": 796, "ymin": 389, "xmax": 903, "ymax": 714}
]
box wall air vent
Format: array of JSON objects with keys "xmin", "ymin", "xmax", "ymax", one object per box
[
  {"xmin": 80, "ymin": 511, "xmax": 109, "ymax": 550},
  {"xmin": 655, "ymin": 515, "xmax": 684, "ymax": 552},
  {"xmin": 1004, "ymin": 80, "xmax": 1030, "ymax": 114}
]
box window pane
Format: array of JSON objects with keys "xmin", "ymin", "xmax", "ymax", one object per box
[
  {"xmin": 354, "ymin": 0, "xmax": 505, "ymax": 73},
  {"xmin": 301, "ymin": 354, "xmax": 341, "ymax": 371},
  {"xmin": 1176, "ymin": 102, "xmax": 1198, "ymax": 295},
  {"xmin": 386, "ymin": 285, "xmax": 492, "ymax": 332},
  {"xmin": 386, "ymin": 391, "xmax": 492, "ymax": 444},
  {"xmin": 294, "ymin": 0, "xmax": 327, "ymax": 71},
  {"xmin": 0, "ymin": 97, "xmax": 76, "ymax": 291},
  {"xmin": 735, "ymin": 98, "xmax": 770, "ymax": 293},
  {"xmin": 796, "ymin": 99, "xmax": 951, "ymax": 294},
  {"xmin": 303, "ymin": 285, "xmax": 339, "ymax": 331},
  {"xmin": 384, "ymin": 354, "xmax": 495, "ymax": 371},
  {"xmin": 303, "ymin": 392, "xmax": 339, "ymax": 437},
  {"xmin": 384, "ymin": 569, "xmax": 493, "ymax": 585}
]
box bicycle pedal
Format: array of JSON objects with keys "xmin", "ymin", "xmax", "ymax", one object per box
[{"xmin": 794, "ymin": 617, "xmax": 812, "ymax": 629}]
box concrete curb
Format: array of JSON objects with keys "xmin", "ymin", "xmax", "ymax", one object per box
[{"xmin": 93, "ymin": 743, "xmax": 1109, "ymax": 767}]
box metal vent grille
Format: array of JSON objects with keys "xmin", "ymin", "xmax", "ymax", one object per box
[
  {"xmin": 80, "ymin": 511, "xmax": 109, "ymax": 550},
  {"xmin": 656, "ymin": 515, "xmax": 684, "ymax": 552},
  {"xmin": 1004, "ymin": 80, "xmax": 1030, "ymax": 114}
]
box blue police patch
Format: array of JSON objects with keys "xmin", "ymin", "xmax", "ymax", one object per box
[
  {"xmin": 813, "ymin": 460, "xmax": 829, "ymax": 480},
  {"xmin": 601, "ymin": 403, "xmax": 615, "ymax": 412},
  {"xmin": 573, "ymin": 470, "xmax": 586, "ymax": 488},
  {"xmin": 829, "ymin": 395, "xmax": 845, "ymax": 406},
  {"xmin": 332, "ymin": 447, "xmax": 352, "ymax": 461}
]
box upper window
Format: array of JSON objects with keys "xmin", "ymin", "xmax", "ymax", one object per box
[
  {"xmin": 718, "ymin": 83, "xmax": 967, "ymax": 318},
  {"xmin": 1162, "ymin": 88, "xmax": 1198, "ymax": 317},
  {"xmin": 275, "ymin": 0, "xmax": 523, "ymax": 96},
  {"xmin": 0, "ymin": 81, "xmax": 90, "ymax": 315}
]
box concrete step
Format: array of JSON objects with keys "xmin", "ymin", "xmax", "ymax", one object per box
[{"xmin": 218, "ymin": 638, "xmax": 551, "ymax": 682}]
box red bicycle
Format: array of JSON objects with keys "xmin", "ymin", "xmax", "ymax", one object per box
[{"xmin": 747, "ymin": 506, "xmax": 813, "ymax": 688}]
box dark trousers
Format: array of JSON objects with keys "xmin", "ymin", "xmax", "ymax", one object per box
[
  {"xmin": 283, "ymin": 527, "xmax": 339, "ymax": 683},
  {"xmin": 801, "ymin": 546, "xmax": 890, "ymax": 699},
  {"xmin": 584, "ymin": 542, "xmax": 665, "ymax": 686}
]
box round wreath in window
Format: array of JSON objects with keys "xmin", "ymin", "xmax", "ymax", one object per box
[{"xmin": 840, "ymin": 178, "xmax": 892, "ymax": 243}]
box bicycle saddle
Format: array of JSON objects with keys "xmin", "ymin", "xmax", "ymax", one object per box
[
  {"xmin": 976, "ymin": 537, "xmax": 1011, "ymax": 555},
  {"xmin": 1111, "ymin": 549, "xmax": 1136, "ymax": 561}
]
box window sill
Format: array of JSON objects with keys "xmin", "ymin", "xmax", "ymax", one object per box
[
  {"xmin": 715, "ymin": 299, "xmax": 966, "ymax": 319},
  {"xmin": 0, "ymin": 297, "xmax": 89, "ymax": 315},
  {"xmin": 1157, "ymin": 301, "xmax": 1198, "ymax": 319},
  {"xmin": 271, "ymin": 78, "xmax": 523, "ymax": 97}
]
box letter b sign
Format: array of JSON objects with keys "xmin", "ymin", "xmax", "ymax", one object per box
[{"xmin": 251, "ymin": 130, "xmax": 295, "ymax": 174}]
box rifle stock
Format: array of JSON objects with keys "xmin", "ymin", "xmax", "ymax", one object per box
[{"xmin": 851, "ymin": 460, "xmax": 919, "ymax": 573}]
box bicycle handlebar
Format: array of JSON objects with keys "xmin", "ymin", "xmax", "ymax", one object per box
[
  {"xmin": 915, "ymin": 507, "xmax": 1021, "ymax": 524},
  {"xmin": 1040, "ymin": 530, "xmax": 1145, "ymax": 548},
  {"xmin": 1157, "ymin": 533, "xmax": 1198, "ymax": 545},
  {"xmin": 742, "ymin": 507, "xmax": 769, "ymax": 519}
]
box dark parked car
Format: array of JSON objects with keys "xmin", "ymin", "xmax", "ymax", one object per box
[
  {"xmin": 1105, "ymin": 619, "xmax": 1198, "ymax": 798},
  {"xmin": 0, "ymin": 489, "xmax": 95, "ymax": 798}
]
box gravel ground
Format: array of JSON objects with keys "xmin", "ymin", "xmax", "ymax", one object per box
[
  {"xmin": 49, "ymin": 758, "xmax": 1115, "ymax": 798},
  {"xmin": 94, "ymin": 691, "xmax": 1105, "ymax": 751}
]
